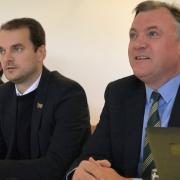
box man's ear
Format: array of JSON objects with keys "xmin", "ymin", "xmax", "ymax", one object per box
[{"xmin": 36, "ymin": 45, "xmax": 46, "ymax": 63}]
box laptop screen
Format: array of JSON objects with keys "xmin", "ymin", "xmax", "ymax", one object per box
[{"xmin": 147, "ymin": 127, "xmax": 180, "ymax": 180}]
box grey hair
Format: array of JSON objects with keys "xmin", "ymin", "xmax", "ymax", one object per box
[{"xmin": 134, "ymin": 0, "xmax": 180, "ymax": 39}]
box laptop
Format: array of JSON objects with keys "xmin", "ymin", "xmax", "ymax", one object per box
[{"xmin": 147, "ymin": 127, "xmax": 180, "ymax": 180}]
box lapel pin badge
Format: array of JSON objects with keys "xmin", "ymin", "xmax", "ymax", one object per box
[{"xmin": 37, "ymin": 102, "xmax": 43, "ymax": 109}]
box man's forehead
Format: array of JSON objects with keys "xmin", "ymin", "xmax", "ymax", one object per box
[
  {"xmin": 130, "ymin": 7, "xmax": 175, "ymax": 30},
  {"xmin": 0, "ymin": 28, "xmax": 30, "ymax": 47},
  {"xmin": 2, "ymin": 26, "xmax": 29, "ymax": 33}
]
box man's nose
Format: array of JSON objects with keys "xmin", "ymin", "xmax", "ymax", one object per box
[
  {"xmin": 134, "ymin": 35, "xmax": 148, "ymax": 50},
  {"xmin": 3, "ymin": 50, "xmax": 14, "ymax": 61}
]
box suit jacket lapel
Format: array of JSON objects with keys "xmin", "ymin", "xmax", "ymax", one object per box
[
  {"xmin": 123, "ymin": 82, "xmax": 146, "ymax": 176},
  {"xmin": 168, "ymin": 86, "xmax": 180, "ymax": 127},
  {"xmin": 31, "ymin": 67, "xmax": 51, "ymax": 158},
  {"xmin": 5, "ymin": 85, "xmax": 18, "ymax": 158}
]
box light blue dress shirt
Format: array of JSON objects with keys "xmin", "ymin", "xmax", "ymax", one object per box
[{"xmin": 137, "ymin": 74, "xmax": 180, "ymax": 178}]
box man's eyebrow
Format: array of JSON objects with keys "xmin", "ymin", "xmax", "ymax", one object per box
[
  {"xmin": 11, "ymin": 43, "xmax": 23, "ymax": 48},
  {"xmin": 146, "ymin": 26, "xmax": 159, "ymax": 30},
  {"xmin": 129, "ymin": 28, "xmax": 136, "ymax": 32},
  {"xmin": 129, "ymin": 26, "xmax": 159, "ymax": 33}
]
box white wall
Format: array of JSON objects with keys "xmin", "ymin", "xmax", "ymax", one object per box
[{"xmin": 0, "ymin": 0, "xmax": 179, "ymax": 124}]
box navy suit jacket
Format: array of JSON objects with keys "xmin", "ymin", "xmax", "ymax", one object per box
[
  {"xmin": 69, "ymin": 75, "xmax": 180, "ymax": 178},
  {"xmin": 0, "ymin": 67, "xmax": 90, "ymax": 180}
]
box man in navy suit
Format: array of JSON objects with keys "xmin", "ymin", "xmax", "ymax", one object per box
[
  {"xmin": 0, "ymin": 18, "xmax": 90, "ymax": 180},
  {"xmin": 70, "ymin": 1, "xmax": 180, "ymax": 180}
]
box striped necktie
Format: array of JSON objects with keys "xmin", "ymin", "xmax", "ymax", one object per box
[{"xmin": 142, "ymin": 91, "xmax": 161, "ymax": 178}]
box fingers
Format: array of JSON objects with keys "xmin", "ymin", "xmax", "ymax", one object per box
[
  {"xmin": 73, "ymin": 158, "xmax": 126, "ymax": 180},
  {"xmin": 89, "ymin": 157, "xmax": 111, "ymax": 167},
  {"xmin": 72, "ymin": 160, "xmax": 105, "ymax": 180},
  {"xmin": 73, "ymin": 166, "xmax": 97, "ymax": 180},
  {"xmin": 89, "ymin": 157, "xmax": 101, "ymax": 167}
]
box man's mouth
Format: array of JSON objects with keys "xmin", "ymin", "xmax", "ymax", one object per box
[{"xmin": 135, "ymin": 56, "xmax": 150, "ymax": 60}]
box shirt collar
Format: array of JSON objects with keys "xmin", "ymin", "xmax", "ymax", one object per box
[
  {"xmin": 146, "ymin": 74, "xmax": 180, "ymax": 104},
  {"xmin": 15, "ymin": 74, "xmax": 42, "ymax": 96}
]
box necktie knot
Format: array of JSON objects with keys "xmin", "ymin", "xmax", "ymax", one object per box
[{"xmin": 151, "ymin": 91, "xmax": 161, "ymax": 102}]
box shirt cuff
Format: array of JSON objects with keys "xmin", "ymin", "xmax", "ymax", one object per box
[{"xmin": 66, "ymin": 168, "xmax": 77, "ymax": 180}]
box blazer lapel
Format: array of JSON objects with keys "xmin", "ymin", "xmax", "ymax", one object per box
[
  {"xmin": 31, "ymin": 67, "xmax": 51, "ymax": 158},
  {"xmin": 168, "ymin": 86, "xmax": 180, "ymax": 127},
  {"xmin": 5, "ymin": 86, "xmax": 18, "ymax": 158},
  {"xmin": 123, "ymin": 83, "xmax": 146, "ymax": 176}
]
